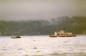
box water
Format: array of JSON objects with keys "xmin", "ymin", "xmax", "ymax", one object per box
[{"xmin": 0, "ymin": 35, "xmax": 86, "ymax": 56}]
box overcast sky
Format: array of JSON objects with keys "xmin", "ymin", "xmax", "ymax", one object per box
[{"xmin": 0, "ymin": 0, "xmax": 86, "ymax": 21}]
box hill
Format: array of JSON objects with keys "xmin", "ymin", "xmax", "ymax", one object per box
[{"xmin": 0, "ymin": 16, "xmax": 86, "ymax": 35}]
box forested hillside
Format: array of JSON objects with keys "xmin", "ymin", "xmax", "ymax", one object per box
[{"xmin": 0, "ymin": 16, "xmax": 86, "ymax": 35}]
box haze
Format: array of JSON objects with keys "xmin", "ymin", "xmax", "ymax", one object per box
[{"xmin": 0, "ymin": 0, "xmax": 86, "ymax": 21}]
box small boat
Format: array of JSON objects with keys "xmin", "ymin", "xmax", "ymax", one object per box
[{"xmin": 11, "ymin": 35, "xmax": 21, "ymax": 39}]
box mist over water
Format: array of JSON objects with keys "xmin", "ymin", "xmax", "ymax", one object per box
[
  {"xmin": 0, "ymin": 0, "xmax": 86, "ymax": 56},
  {"xmin": 0, "ymin": 0, "xmax": 86, "ymax": 21}
]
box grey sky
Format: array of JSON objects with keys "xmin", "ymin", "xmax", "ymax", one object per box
[{"xmin": 0, "ymin": 0, "xmax": 86, "ymax": 21}]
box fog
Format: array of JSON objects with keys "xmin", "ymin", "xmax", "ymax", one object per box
[{"xmin": 0, "ymin": 0, "xmax": 86, "ymax": 21}]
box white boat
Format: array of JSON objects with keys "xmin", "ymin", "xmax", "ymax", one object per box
[{"xmin": 49, "ymin": 30, "xmax": 76, "ymax": 37}]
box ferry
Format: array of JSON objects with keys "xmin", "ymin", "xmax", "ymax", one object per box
[{"xmin": 49, "ymin": 30, "xmax": 76, "ymax": 37}]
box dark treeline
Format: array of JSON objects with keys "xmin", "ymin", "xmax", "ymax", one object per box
[{"xmin": 0, "ymin": 16, "xmax": 86, "ymax": 35}]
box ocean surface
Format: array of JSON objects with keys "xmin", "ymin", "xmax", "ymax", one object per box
[{"xmin": 0, "ymin": 35, "xmax": 86, "ymax": 56}]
